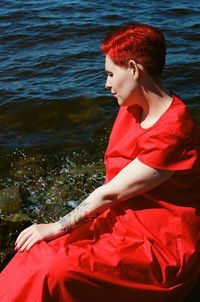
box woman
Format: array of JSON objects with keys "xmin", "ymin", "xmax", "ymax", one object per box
[{"xmin": 1, "ymin": 23, "xmax": 200, "ymax": 302}]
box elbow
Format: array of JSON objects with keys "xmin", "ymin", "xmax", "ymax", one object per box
[
  {"xmin": 94, "ymin": 185, "xmax": 118, "ymax": 205},
  {"xmin": 98, "ymin": 181, "xmax": 144, "ymax": 203}
]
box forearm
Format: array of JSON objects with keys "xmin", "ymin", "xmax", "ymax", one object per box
[
  {"xmin": 15, "ymin": 158, "xmax": 174, "ymax": 252},
  {"xmin": 57, "ymin": 186, "xmax": 112, "ymax": 232},
  {"xmin": 57, "ymin": 159, "xmax": 174, "ymax": 233},
  {"xmin": 15, "ymin": 186, "xmax": 114, "ymax": 252}
]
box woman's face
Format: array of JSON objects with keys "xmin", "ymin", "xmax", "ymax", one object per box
[{"xmin": 105, "ymin": 56, "xmax": 138, "ymax": 106}]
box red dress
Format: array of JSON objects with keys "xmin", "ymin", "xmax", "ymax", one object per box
[{"xmin": 1, "ymin": 95, "xmax": 200, "ymax": 302}]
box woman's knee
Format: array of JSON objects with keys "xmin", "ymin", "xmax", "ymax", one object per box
[{"xmin": 44, "ymin": 254, "xmax": 77, "ymax": 284}]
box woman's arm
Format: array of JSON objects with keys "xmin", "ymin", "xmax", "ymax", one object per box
[
  {"xmin": 59, "ymin": 158, "xmax": 174, "ymax": 229},
  {"xmin": 15, "ymin": 158, "xmax": 174, "ymax": 252}
]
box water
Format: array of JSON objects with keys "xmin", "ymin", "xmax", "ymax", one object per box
[{"xmin": 0, "ymin": 0, "xmax": 200, "ymax": 150}]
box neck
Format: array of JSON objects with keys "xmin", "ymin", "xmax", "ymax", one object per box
[{"xmin": 137, "ymin": 77, "xmax": 173, "ymax": 128}]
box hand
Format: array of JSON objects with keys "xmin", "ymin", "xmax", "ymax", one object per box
[{"xmin": 15, "ymin": 222, "xmax": 62, "ymax": 252}]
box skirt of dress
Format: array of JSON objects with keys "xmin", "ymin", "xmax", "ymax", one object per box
[{"xmin": 1, "ymin": 201, "xmax": 200, "ymax": 302}]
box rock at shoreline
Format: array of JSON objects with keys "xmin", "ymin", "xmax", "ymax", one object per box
[
  {"xmin": 0, "ymin": 215, "xmax": 32, "ymax": 271},
  {"xmin": 0, "ymin": 186, "xmax": 22, "ymax": 213}
]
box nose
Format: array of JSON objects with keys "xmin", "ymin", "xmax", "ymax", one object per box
[{"xmin": 105, "ymin": 76, "xmax": 111, "ymax": 90}]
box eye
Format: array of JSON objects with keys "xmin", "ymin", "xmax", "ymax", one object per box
[{"xmin": 108, "ymin": 72, "xmax": 113, "ymax": 77}]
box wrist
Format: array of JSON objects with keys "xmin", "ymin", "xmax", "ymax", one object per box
[
  {"xmin": 54, "ymin": 221, "xmax": 65, "ymax": 234},
  {"xmin": 57, "ymin": 217, "xmax": 70, "ymax": 233}
]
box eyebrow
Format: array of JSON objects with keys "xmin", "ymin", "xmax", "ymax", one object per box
[{"xmin": 105, "ymin": 69, "xmax": 113, "ymax": 73}]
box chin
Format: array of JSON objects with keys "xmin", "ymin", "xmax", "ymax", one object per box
[
  {"xmin": 116, "ymin": 97, "xmax": 124, "ymax": 105},
  {"xmin": 117, "ymin": 98, "xmax": 129, "ymax": 107}
]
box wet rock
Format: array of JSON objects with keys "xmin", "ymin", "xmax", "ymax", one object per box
[
  {"xmin": 69, "ymin": 160, "xmax": 105, "ymax": 177},
  {"xmin": 46, "ymin": 180, "xmax": 69, "ymax": 203},
  {"xmin": 17, "ymin": 153, "xmax": 44, "ymax": 164},
  {"xmin": 67, "ymin": 160, "xmax": 105, "ymax": 199},
  {"xmin": 12, "ymin": 163, "xmax": 46, "ymax": 181},
  {"xmin": 0, "ymin": 215, "xmax": 32, "ymax": 271},
  {"xmin": 6, "ymin": 212, "xmax": 33, "ymax": 223},
  {"xmin": 10, "ymin": 153, "xmax": 46, "ymax": 181},
  {"xmin": 0, "ymin": 186, "xmax": 22, "ymax": 213}
]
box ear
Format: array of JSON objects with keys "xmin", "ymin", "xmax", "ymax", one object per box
[{"xmin": 128, "ymin": 60, "xmax": 143, "ymax": 79}]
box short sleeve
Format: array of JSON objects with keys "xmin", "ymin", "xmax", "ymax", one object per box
[{"xmin": 137, "ymin": 124, "xmax": 200, "ymax": 171}]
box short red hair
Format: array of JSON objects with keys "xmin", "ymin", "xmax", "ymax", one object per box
[{"xmin": 101, "ymin": 23, "xmax": 166, "ymax": 79}]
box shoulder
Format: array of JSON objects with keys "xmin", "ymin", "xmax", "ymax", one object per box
[
  {"xmin": 166, "ymin": 94, "xmax": 196, "ymax": 132},
  {"xmin": 137, "ymin": 95, "xmax": 200, "ymax": 170},
  {"xmin": 143, "ymin": 94, "xmax": 199, "ymax": 141}
]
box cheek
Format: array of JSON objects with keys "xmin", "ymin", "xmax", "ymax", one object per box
[
  {"xmin": 121, "ymin": 79, "xmax": 136, "ymax": 96},
  {"xmin": 115, "ymin": 74, "xmax": 130, "ymax": 90}
]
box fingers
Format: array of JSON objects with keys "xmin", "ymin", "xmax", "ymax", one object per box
[
  {"xmin": 17, "ymin": 234, "xmax": 39, "ymax": 252},
  {"xmin": 15, "ymin": 225, "xmax": 41, "ymax": 252},
  {"xmin": 15, "ymin": 226, "xmax": 32, "ymax": 247},
  {"xmin": 25, "ymin": 236, "xmax": 40, "ymax": 251},
  {"xmin": 14, "ymin": 223, "xmax": 58, "ymax": 253}
]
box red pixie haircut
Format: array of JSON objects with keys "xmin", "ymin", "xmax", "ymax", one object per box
[{"xmin": 101, "ymin": 23, "xmax": 166, "ymax": 79}]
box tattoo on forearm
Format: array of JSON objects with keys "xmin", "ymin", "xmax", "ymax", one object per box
[{"xmin": 58, "ymin": 199, "xmax": 99, "ymax": 232}]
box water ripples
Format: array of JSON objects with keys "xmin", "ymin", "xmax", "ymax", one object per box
[{"xmin": 0, "ymin": 0, "xmax": 199, "ymax": 150}]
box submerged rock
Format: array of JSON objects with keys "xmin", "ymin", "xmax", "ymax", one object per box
[
  {"xmin": 0, "ymin": 186, "xmax": 22, "ymax": 213},
  {"xmin": 69, "ymin": 160, "xmax": 105, "ymax": 177},
  {"xmin": 46, "ymin": 177, "xmax": 69, "ymax": 203},
  {"xmin": 9, "ymin": 152, "xmax": 46, "ymax": 182},
  {"xmin": 12, "ymin": 163, "xmax": 46, "ymax": 181}
]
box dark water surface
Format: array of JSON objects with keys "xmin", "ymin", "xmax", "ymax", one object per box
[
  {"xmin": 0, "ymin": 0, "xmax": 200, "ymax": 150},
  {"xmin": 0, "ymin": 0, "xmax": 200, "ymax": 217}
]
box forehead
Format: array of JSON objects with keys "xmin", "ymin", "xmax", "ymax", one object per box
[{"xmin": 105, "ymin": 56, "xmax": 117, "ymax": 71}]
